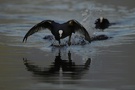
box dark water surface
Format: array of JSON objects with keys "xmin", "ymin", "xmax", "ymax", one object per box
[{"xmin": 0, "ymin": 0, "xmax": 135, "ymax": 90}]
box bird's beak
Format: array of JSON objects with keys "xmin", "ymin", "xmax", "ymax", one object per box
[
  {"xmin": 60, "ymin": 34, "xmax": 62, "ymax": 38},
  {"xmin": 58, "ymin": 30, "xmax": 63, "ymax": 38},
  {"xmin": 100, "ymin": 17, "xmax": 103, "ymax": 23}
]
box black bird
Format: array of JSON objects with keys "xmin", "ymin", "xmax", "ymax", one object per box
[
  {"xmin": 95, "ymin": 17, "xmax": 110, "ymax": 31},
  {"xmin": 23, "ymin": 19, "xmax": 91, "ymax": 45}
]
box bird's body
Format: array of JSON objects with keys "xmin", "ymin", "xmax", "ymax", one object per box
[
  {"xmin": 95, "ymin": 17, "xmax": 110, "ymax": 31},
  {"xmin": 50, "ymin": 22, "xmax": 73, "ymax": 40},
  {"xmin": 23, "ymin": 19, "xmax": 91, "ymax": 45}
]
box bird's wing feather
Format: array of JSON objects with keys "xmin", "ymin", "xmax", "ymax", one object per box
[
  {"xmin": 23, "ymin": 20, "xmax": 54, "ymax": 42},
  {"xmin": 68, "ymin": 19, "xmax": 91, "ymax": 43}
]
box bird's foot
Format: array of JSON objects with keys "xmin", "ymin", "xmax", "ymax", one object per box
[{"xmin": 68, "ymin": 42, "xmax": 71, "ymax": 46}]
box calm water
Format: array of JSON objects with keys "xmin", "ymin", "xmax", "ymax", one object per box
[{"xmin": 0, "ymin": 0, "xmax": 135, "ymax": 90}]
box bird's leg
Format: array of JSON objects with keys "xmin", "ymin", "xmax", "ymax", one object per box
[
  {"xmin": 58, "ymin": 40, "xmax": 61, "ymax": 46},
  {"xmin": 68, "ymin": 51, "xmax": 71, "ymax": 61},
  {"xmin": 68, "ymin": 35, "xmax": 71, "ymax": 46}
]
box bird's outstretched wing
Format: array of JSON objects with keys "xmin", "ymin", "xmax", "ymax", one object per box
[
  {"xmin": 23, "ymin": 20, "xmax": 54, "ymax": 42},
  {"xmin": 68, "ymin": 19, "xmax": 91, "ymax": 43}
]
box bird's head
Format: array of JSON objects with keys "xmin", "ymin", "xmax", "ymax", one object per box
[{"xmin": 58, "ymin": 30, "xmax": 63, "ymax": 38}]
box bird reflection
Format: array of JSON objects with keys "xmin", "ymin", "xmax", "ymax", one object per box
[{"xmin": 23, "ymin": 50, "xmax": 91, "ymax": 79}]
